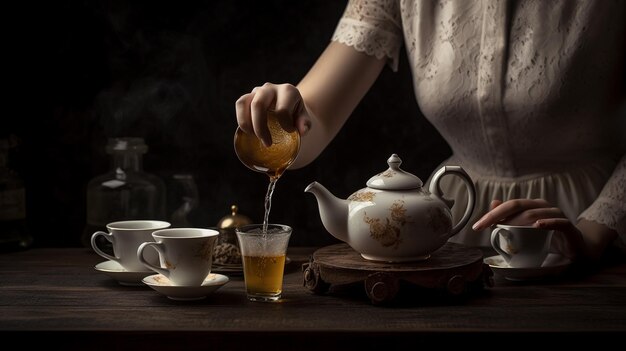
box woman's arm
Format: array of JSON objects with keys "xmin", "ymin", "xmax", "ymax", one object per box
[
  {"xmin": 294, "ymin": 42, "xmax": 386, "ymax": 168},
  {"xmin": 235, "ymin": 41, "xmax": 386, "ymax": 169}
]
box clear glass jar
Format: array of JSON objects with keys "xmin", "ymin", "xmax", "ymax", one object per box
[
  {"xmin": 167, "ymin": 173, "xmax": 199, "ymax": 227},
  {"xmin": 0, "ymin": 135, "xmax": 33, "ymax": 251},
  {"xmin": 82, "ymin": 137, "xmax": 166, "ymax": 249}
]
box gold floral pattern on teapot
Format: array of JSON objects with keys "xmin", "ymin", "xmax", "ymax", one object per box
[{"xmin": 305, "ymin": 154, "xmax": 476, "ymax": 262}]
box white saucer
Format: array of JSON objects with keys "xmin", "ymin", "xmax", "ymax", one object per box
[
  {"xmin": 94, "ymin": 260, "xmax": 155, "ymax": 286},
  {"xmin": 484, "ymin": 253, "xmax": 572, "ymax": 281},
  {"xmin": 142, "ymin": 273, "xmax": 229, "ymax": 301}
]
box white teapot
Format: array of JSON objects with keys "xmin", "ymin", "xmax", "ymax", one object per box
[{"xmin": 305, "ymin": 154, "xmax": 475, "ymax": 262}]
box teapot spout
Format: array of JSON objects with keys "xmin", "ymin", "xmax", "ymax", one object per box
[{"xmin": 304, "ymin": 181, "xmax": 349, "ymax": 243}]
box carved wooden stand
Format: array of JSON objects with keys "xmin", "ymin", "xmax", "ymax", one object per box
[{"xmin": 302, "ymin": 242, "xmax": 493, "ymax": 305}]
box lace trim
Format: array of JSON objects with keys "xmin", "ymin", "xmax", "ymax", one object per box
[
  {"xmin": 578, "ymin": 155, "xmax": 626, "ymax": 237},
  {"xmin": 332, "ymin": 18, "xmax": 402, "ymax": 72}
]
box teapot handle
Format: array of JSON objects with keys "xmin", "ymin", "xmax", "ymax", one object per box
[{"xmin": 428, "ymin": 166, "xmax": 476, "ymax": 237}]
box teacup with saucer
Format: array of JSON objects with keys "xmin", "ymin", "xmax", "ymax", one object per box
[
  {"xmin": 94, "ymin": 260, "xmax": 154, "ymax": 286},
  {"xmin": 91, "ymin": 220, "xmax": 171, "ymax": 285},
  {"xmin": 137, "ymin": 228, "xmax": 226, "ymax": 300}
]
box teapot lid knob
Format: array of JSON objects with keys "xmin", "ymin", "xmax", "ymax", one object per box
[
  {"xmin": 387, "ymin": 154, "xmax": 402, "ymax": 169},
  {"xmin": 366, "ymin": 153, "xmax": 423, "ymax": 190}
]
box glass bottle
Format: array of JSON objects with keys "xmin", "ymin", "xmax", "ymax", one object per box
[
  {"xmin": 0, "ymin": 135, "xmax": 33, "ymax": 252},
  {"xmin": 167, "ymin": 173, "xmax": 199, "ymax": 227},
  {"xmin": 82, "ymin": 137, "xmax": 166, "ymax": 249}
]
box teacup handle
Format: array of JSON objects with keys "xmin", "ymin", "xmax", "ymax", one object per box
[
  {"xmin": 428, "ymin": 166, "xmax": 476, "ymax": 237},
  {"xmin": 137, "ymin": 242, "xmax": 169, "ymax": 278},
  {"xmin": 490, "ymin": 227, "xmax": 512, "ymax": 262},
  {"xmin": 91, "ymin": 231, "xmax": 118, "ymax": 263}
]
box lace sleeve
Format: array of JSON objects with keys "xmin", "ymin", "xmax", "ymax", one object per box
[
  {"xmin": 579, "ymin": 154, "xmax": 626, "ymax": 239},
  {"xmin": 331, "ymin": 0, "xmax": 403, "ymax": 71}
]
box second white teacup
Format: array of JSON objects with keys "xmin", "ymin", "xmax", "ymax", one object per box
[
  {"xmin": 137, "ymin": 228, "xmax": 220, "ymax": 286},
  {"xmin": 490, "ymin": 224, "xmax": 553, "ymax": 268},
  {"xmin": 91, "ymin": 220, "xmax": 171, "ymax": 272}
]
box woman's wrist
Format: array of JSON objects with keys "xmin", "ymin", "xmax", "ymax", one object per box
[{"xmin": 576, "ymin": 219, "xmax": 618, "ymax": 261}]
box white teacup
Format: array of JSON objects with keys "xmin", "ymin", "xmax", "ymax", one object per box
[
  {"xmin": 490, "ymin": 224, "xmax": 553, "ymax": 268},
  {"xmin": 137, "ymin": 228, "xmax": 219, "ymax": 286},
  {"xmin": 91, "ymin": 220, "xmax": 171, "ymax": 272}
]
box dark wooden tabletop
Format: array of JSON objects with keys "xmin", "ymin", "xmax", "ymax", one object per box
[{"xmin": 1, "ymin": 247, "xmax": 625, "ymax": 350}]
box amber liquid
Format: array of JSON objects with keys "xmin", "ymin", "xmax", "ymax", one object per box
[{"xmin": 242, "ymin": 254, "xmax": 287, "ymax": 296}]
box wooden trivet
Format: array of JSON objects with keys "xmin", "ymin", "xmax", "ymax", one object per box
[{"xmin": 302, "ymin": 242, "xmax": 493, "ymax": 305}]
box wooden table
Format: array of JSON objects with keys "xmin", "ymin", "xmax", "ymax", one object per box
[{"xmin": 1, "ymin": 247, "xmax": 625, "ymax": 349}]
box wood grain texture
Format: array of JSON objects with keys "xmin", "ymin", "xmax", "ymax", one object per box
[{"xmin": 0, "ymin": 248, "xmax": 625, "ymax": 349}]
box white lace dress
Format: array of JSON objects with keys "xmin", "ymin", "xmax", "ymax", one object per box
[{"xmin": 332, "ymin": 0, "xmax": 626, "ymax": 249}]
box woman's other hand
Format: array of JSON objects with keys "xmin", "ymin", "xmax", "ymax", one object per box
[{"xmin": 472, "ymin": 199, "xmax": 617, "ymax": 261}]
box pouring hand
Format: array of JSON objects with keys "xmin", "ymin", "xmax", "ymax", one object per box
[{"xmin": 235, "ymin": 83, "xmax": 312, "ymax": 147}]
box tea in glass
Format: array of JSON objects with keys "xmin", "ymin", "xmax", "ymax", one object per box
[{"xmin": 236, "ymin": 224, "xmax": 292, "ymax": 302}]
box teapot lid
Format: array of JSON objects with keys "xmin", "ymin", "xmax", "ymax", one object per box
[{"xmin": 366, "ymin": 154, "xmax": 423, "ymax": 190}]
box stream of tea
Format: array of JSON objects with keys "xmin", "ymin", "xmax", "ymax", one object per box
[
  {"xmin": 262, "ymin": 176, "xmax": 278, "ymax": 234},
  {"xmin": 235, "ymin": 116, "xmax": 300, "ymax": 234},
  {"xmin": 233, "ymin": 111, "xmax": 299, "ymax": 297},
  {"xmin": 234, "ymin": 110, "xmax": 300, "ymax": 235}
]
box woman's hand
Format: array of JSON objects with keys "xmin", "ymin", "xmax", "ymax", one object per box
[
  {"xmin": 472, "ymin": 199, "xmax": 566, "ymax": 227},
  {"xmin": 235, "ymin": 83, "xmax": 312, "ymax": 147},
  {"xmin": 471, "ymin": 199, "xmax": 606, "ymax": 261}
]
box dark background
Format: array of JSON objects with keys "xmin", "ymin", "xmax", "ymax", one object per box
[{"xmin": 7, "ymin": 0, "xmax": 451, "ymax": 248}]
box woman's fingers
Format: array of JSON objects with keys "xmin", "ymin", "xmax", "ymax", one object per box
[
  {"xmin": 274, "ymin": 85, "xmax": 300, "ymax": 115},
  {"xmin": 535, "ymin": 217, "xmax": 575, "ymax": 230},
  {"xmin": 535, "ymin": 218, "xmax": 585, "ymax": 259},
  {"xmin": 274, "ymin": 84, "xmax": 305, "ymax": 134},
  {"xmin": 472, "ymin": 198, "xmax": 551, "ymax": 230},
  {"xmin": 293, "ymin": 103, "xmax": 312, "ymax": 136},
  {"xmin": 235, "ymin": 92, "xmax": 256, "ymax": 134},
  {"xmin": 235, "ymin": 83, "xmax": 307, "ymax": 146},
  {"xmin": 503, "ymin": 207, "xmax": 565, "ymax": 226},
  {"xmin": 489, "ymin": 199, "xmax": 502, "ymax": 210},
  {"xmin": 250, "ymin": 85, "xmax": 278, "ymax": 146}
]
